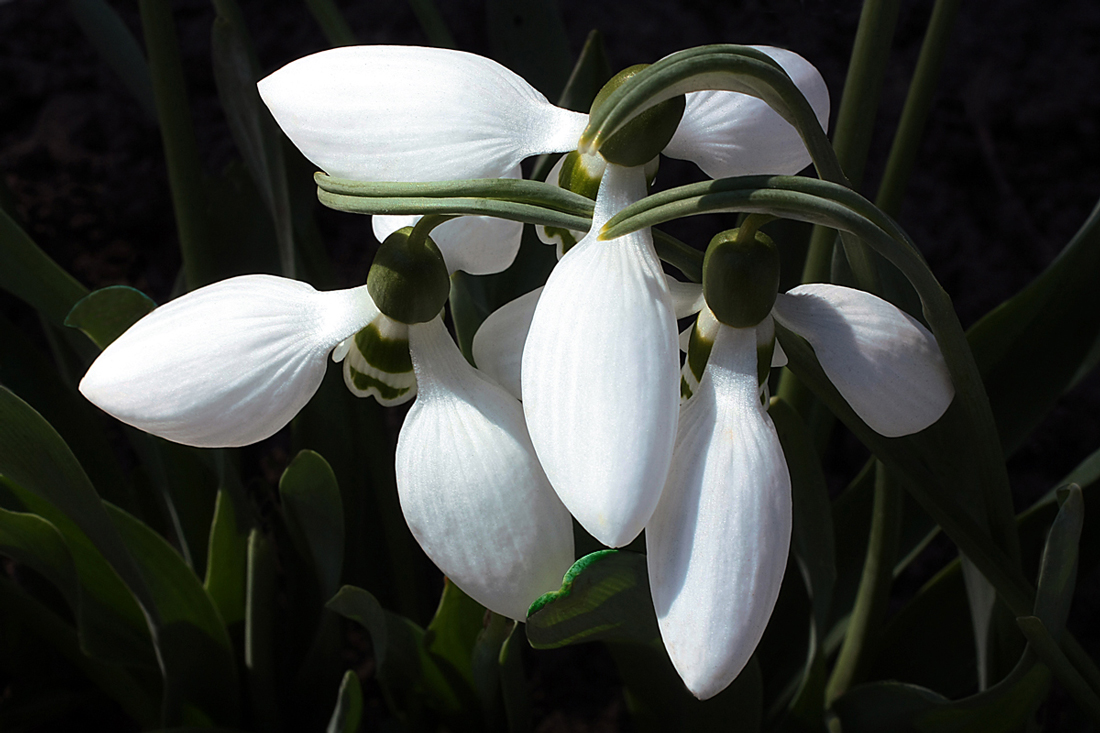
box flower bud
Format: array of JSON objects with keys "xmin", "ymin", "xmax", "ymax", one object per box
[
  {"xmin": 591, "ymin": 65, "xmax": 686, "ymax": 168},
  {"xmin": 368, "ymin": 227, "xmax": 450, "ymax": 324},
  {"xmin": 703, "ymin": 228, "xmax": 780, "ymax": 328}
]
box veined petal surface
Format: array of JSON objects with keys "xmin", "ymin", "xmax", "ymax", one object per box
[
  {"xmin": 259, "ymin": 46, "xmax": 588, "ymax": 181},
  {"xmin": 522, "ymin": 164, "xmax": 680, "ymax": 548},
  {"xmin": 373, "ymin": 167, "xmax": 524, "ymax": 276},
  {"xmin": 397, "ymin": 317, "xmax": 574, "ymax": 619},
  {"xmin": 79, "ymin": 275, "xmax": 373, "ymax": 447},
  {"xmin": 472, "ymin": 287, "xmax": 542, "ymax": 401},
  {"xmin": 647, "ymin": 325, "xmax": 792, "ymax": 700},
  {"xmin": 663, "ymin": 46, "xmax": 830, "ymax": 179},
  {"xmin": 772, "ymin": 284, "xmax": 954, "ymax": 437}
]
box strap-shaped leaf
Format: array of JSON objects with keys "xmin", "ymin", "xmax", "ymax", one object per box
[
  {"xmin": 0, "ymin": 208, "xmax": 88, "ymax": 326},
  {"xmin": 425, "ymin": 579, "xmax": 486, "ymax": 691},
  {"xmin": 279, "ymin": 450, "xmax": 344, "ymax": 602},
  {"xmin": 526, "ymin": 550, "xmax": 659, "ymax": 649},
  {"xmin": 0, "ymin": 388, "xmax": 156, "ymax": 621},
  {"xmin": 67, "ymin": 0, "xmax": 157, "ymax": 119},
  {"xmin": 107, "ymin": 502, "xmax": 241, "ymax": 725},
  {"xmin": 325, "ymin": 670, "xmax": 363, "ymax": 733},
  {"xmin": 211, "ymin": 0, "xmax": 296, "ymax": 278},
  {"xmin": 0, "ymin": 575, "xmax": 159, "ymax": 727},
  {"xmin": 203, "ymin": 489, "xmax": 249, "ymax": 627},
  {"xmin": 65, "ymin": 285, "xmax": 156, "ymax": 350},
  {"xmin": 486, "ymin": 0, "xmax": 572, "ymax": 99},
  {"xmin": 327, "ymin": 585, "xmax": 476, "ymax": 725},
  {"xmin": 967, "ymin": 198, "xmax": 1100, "ymax": 456}
]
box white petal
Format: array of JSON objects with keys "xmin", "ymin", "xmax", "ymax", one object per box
[
  {"xmin": 772, "ymin": 284, "xmax": 954, "ymax": 437},
  {"xmin": 664, "ymin": 46, "xmax": 830, "ymax": 178},
  {"xmin": 372, "ymin": 167, "xmax": 524, "ymax": 276},
  {"xmin": 397, "ymin": 317, "xmax": 574, "ymax": 619},
  {"xmin": 472, "ymin": 288, "xmax": 542, "ymax": 401},
  {"xmin": 522, "ymin": 165, "xmax": 680, "ymax": 547},
  {"xmin": 535, "ymin": 155, "xmax": 589, "ymax": 257},
  {"xmin": 259, "ymin": 46, "xmax": 587, "ymax": 181},
  {"xmin": 79, "ymin": 275, "xmax": 372, "ymax": 447},
  {"xmin": 647, "ymin": 325, "xmax": 792, "ymax": 700},
  {"xmin": 666, "ymin": 277, "xmax": 704, "ymax": 319}
]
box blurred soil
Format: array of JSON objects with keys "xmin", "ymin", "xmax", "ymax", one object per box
[{"xmin": 1, "ymin": 0, "xmax": 1099, "ymax": 730}]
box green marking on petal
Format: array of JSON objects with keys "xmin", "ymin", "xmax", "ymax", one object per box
[
  {"xmin": 353, "ymin": 321, "xmax": 413, "ymax": 374},
  {"xmin": 341, "ymin": 314, "xmax": 417, "ymax": 405},
  {"xmin": 348, "ymin": 367, "xmax": 413, "ymax": 403}
]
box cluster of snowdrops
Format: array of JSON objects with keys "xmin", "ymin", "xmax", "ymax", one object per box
[{"xmin": 77, "ymin": 43, "xmax": 954, "ymax": 699}]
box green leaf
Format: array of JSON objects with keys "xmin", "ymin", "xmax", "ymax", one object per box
[
  {"xmin": 244, "ymin": 529, "xmax": 280, "ymax": 732},
  {"xmin": 203, "ymin": 490, "xmax": 249, "ymax": 628},
  {"xmin": 0, "ymin": 477, "xmax": 156, "ymax": 669},
  {"xmin": 0, "ymin": 575, "xmax": 160, "ymax": 728},
  {"xmin": 612, "ymin": 643, "xmax": 763, "ymax": 733},
  {"xmin": 327, "ymin": 585, "xmax": 474, "ymax": 725},
  {"xmin": 64, "ymin": 285, "xmax": 156, "ymax": 350},
  {"xmin": 832, "ymin": 658, "xmax": 1048, "ymax": 733},
  {"xmin": 425, "ymin": 579, "xmax": 486, "ymax": 690},
  {"xmin": 770, "ymin": 398, "xmax": 836, "ymax": 635},
  {"xmin": 67, "ymin": 0, "xmax": 157, "ymax": 119},
  {"xmin": 1033, "ymin": 485, "xmax": 1083, "ymax": 634},
  {"xmin": 302, "ymin": 0, "xmax": 358, "ymax": 47},
  {"xmin": 406, "ymin": 0, "xmax": 455, "ymax": 48},
  {"xmin": 471, "ymin": 613, "xmax": 513, "ymax": 721},
  {"xmin": 211, "ymin": 0, "xmax": 296, "ymax": 278},
  {"xmin": 279, "ymin": 450, "xmax": 345, "ymax": 601},
  {"xmin": 293, "ymin": 367, "xmax": 426, "ymax": 617},
  {"xmin": 0, "ymin": 387, "xmax": 156, "ymax": 625},
  {"xmin": 967, "ymin": 197, "xmax": 1100, "ymax": 456},
  {"xmin": 498, "ymin": 622, "xmax": 532, "ymax": 733},
  {"xmin": 0, "ymin": 312, "xmax": 130, "ymax": 508},
  {"xmin": 526, "ymin": 550, "xmax": 659, "ymax": 649},
  {"xmin": 106, "ymin": 502, "xmax": 241, "ymax": 725},
  {"xmin": 486, "ymin": 0, "xmax": 572, "ymax": 99},
  {"xmin": 140, "ymin": 0, "xmax": 216, "ymax": 290},
  {"xmin": 326, "ymin": 670, "xmax": 363, "ymax": 733},
  {"xmin": 1016, "ymin": 617, "xmax": 1100, "ymax": 727},
  {"xmin": 0, "ymin": 208, "xmax": 88, "ymax": 326}
]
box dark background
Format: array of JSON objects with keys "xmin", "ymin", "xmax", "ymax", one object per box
[{"xmin": 1, "ymin": 1, "xmax": 1098, "ymax": 730}]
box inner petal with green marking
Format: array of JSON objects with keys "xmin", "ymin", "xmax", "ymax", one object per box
[{"xmin": 335, "ymin": 314, "xmax": 416, "ymax": 406}]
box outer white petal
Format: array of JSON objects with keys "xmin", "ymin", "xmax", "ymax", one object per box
[
  {"xmin": 666, "ymin": 278, "xmax": 704, "ymax": 319},
  {"xmin": 372, "ymin": 167, "xmax": 524, "ymax": 276},
  {"xmin": 397, "ymin": 317, "xmax": 574, "ymax": 619},
  {"xmin": 472, "ymin": 287, "xmax": 542, "ymax": 401},
  {"xmin": 522, "ymin": 165, "xmax": 680, "ymax": 547},
  {"xmin": 79, "ymin": 275, "xmax": 372, "ymax": 448},
  {"xmin": 647, "ymin": 325, "xmax": 792, "ymax": 700},
  {"xmin": 664, "ymin": 46, "xmax": 830, "ymax": 178},
  {"xmin": 772, "ymin": 284, "xmax": 954, "ymax": 437},
  {"xmin": 259, "ymin": 46, "xmax": 587, "ymax": 181}
]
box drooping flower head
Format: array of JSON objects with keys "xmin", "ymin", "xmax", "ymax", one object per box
[
  {"xmin": 649, "ymin": 225, "xmax": 954, "ymax": 698},
  {"xmin": 258, "ymin": 45, "xmax": 831, "ymax": 550}
]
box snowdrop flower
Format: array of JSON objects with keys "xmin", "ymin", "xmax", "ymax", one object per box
[
  {"xmin": 648, "ymin": 227, "xmax": 954, "ymax": 699},
  {"xmin": 258, "ymin": 43, "xmax": 830, "ymax": 549},
  {"xmin": 80, "ymin": 227, "xmax": 573, "ymax": 619}
]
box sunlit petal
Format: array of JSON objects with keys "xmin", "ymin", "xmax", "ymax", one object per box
[
  {"xmin": 259, "ymin": 46, "xmax": 588, "ymax": 181},
  {"xmin": 79, "ymin": 275, "xmax": 372, "ymax": 447},
  {"xmin": 397, "ymin": 317, "xmax": 574, "ymax": 619},
  {"xmin": 522, "ymin": 164, "xmax": 680, "ymax": 547},
  {"xmin": 472, "ymin": 287, "xmax": 542, "ymax": 401},
  {"xmin": 664, "ymin": 46, "xmax": 830, "ymax": 178},
  {"xmin": 772, "ymin": 284, "xmax": 954, "ymax": 437},
  {"xmin": 372, "ymin": 167, "xmax": 524, "ymax": 276},
  {"xmin": 647, "ymin": 325, "xmax": 792, "ymax": 700}
]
